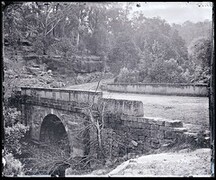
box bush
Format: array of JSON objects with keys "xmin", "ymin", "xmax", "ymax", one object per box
[
  {"xmin": 115, "ymin": 67, "xmax": 139, "ymax": 83},
  {"xmin": 3, "ymin": 106, "xmax": 21, "ymax": 127},
  {"xmin": 4, "ymin": 123, "xmax": 29, "ymax": 157},
  {"xmin": 3, "ymin": 153, "xmax": 24, "ymax": 177},
  {"xmin": 196, "ymin": 129, "xmax": 210, "ymax": 148},
  {"xmin": 76, "ymin": 74, "xmax": 85, "ymax": 84},
  {"xmin": 103, "ymin": 72, "xmax": 114, "ymax": 79},
  {"xmin": 48, "ymin": 38, "xmax": 78, "ymax": 57}
]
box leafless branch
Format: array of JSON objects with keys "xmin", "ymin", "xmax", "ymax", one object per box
[{"xmin": 46, "ymin": 18, "xmax": 62, "ymax": 35}]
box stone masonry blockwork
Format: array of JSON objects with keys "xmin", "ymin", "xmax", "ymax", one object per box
[{"xmin": 19, "ymin": 87, "xmax": 196, "ymax": 158}]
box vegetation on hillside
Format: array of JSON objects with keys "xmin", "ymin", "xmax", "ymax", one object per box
[
  {"xmin": 3, "ymin": 2, "xmax": 212, "ymax": 88},
  {"xmin": 172, "ymin": 20, "xmax": 212, "ymax": 47}
]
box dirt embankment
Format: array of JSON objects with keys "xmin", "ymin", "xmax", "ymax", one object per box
[
  {"xmin": 106, "ymin": 148, "xmax": 211, "ymax": 177},
  {"xmin": 66, "ymin": 148, "xmax": 212, "ymax": 177}
]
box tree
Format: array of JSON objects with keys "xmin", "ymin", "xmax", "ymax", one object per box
[
  {"xmin": 189, "ymin": 37, "xmax": 212, "ymax": 69},
  {"xmin": 108, "ymin": 32, "xmax": 140, "ymax": 74},
  {"xmin": 172, "ymin": 20, "xmax": 212, "ymax": 47},
  {"xmin": 188, "ymin": 37, "xmax": 212, "ymax": 83}
]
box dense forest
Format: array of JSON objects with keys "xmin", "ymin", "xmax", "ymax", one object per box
[
  {"xmin": 3, "ymin": 2, "xmax": 212, "ymax": 89},
  {"xmin": 2, "ymin": 2, "xmax": 213, "ymax": 176}
]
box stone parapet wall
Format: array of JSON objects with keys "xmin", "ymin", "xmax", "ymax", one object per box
[
  {"xmin": 20, "ymin": 87, "xmax": 145, "ymax": 117},
  {"xmin": 103, "ymin": 115, "xmax": 198, "ymax": 156},
  {"xmin": 105, "ymin": 83, "xmax": 209, "ymax": 96},
  {"xmin": 21, "ymin": 87, "xmax": 103, "ymax": 104},
  {"xmin": 103, "ymin": 98, "xmax": 144, "ymax": 117}
]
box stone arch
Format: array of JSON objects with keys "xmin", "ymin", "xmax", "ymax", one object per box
[{"xmin": 39, "ymin": 114, "xmax": 71, "ymax": 155}]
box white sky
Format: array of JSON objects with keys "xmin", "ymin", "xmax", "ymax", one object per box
[{"xmin": 122, "ymin": 2, "xmax": 213, "ymax": 24}]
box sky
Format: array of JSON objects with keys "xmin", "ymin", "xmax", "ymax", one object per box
[{"xmin": 124, "ymin": 2, "xmax": 213, "ymax": 25}]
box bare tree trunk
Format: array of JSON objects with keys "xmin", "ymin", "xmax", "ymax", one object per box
[
  {"xmin": 76, "ymin": 4, "xmax": 81, "ymax": 48},
  {"xmin": 43, "ymin": 4, "xmax": 49, "ymax": 55},
  {"xmin": 76, "ymin": 22, "xmax": 80, "ymax": 48},
  {"xmin": 52, "ymin": 5, "xmax": 56, "ymax": 38},
  {"xmin": 96, "ymin": 120, "xmax": 105, "ymax": 159}
]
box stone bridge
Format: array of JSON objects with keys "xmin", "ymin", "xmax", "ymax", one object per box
[{"xmin": 18, "ymin": 87, "xmax": 197, "ymax": 158}]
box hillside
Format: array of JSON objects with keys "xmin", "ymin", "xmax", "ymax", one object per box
[
  {"xmin": 172, "ymin": 20, "xmax": 212, "ymax": 47},
  {"xmin": 3, "ymin": 45, "xmax": 113, "ymax": 99},
  {"xmin": 3, "ymin": 2, "xmax": 212, "ymax": 88}
]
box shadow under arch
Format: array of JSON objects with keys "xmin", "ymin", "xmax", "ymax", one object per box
[
  {"xmin": 39, "ymin": 114, "xmax": 70, "ymax": 155},
  {"xmin": 39, "ymin": 114, "xmax": 71, "ymax": 176}
]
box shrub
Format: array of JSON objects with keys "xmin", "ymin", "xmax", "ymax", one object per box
[
  {"xmin": 3, "ymin": 106, "xmax": 21, "ymax": 127},
  {"xmin": 48, "ymin": 38, "xmax": 78, "ymax": 57},
  {"xmin": 3, "ymin": 153, "xmax": 24, "ymax": 177},
  {"xmin": 196, "ymin": 129, "xmax": 210, "ymax": 148},
  {"xmin": 115, "ymin": 67, "xmax": 139, "ymax": 83},
  {"xmin": 4, "ymin": 123, "xmax": 29, "ymax": 157},
  {"xmin": 115, "ymin": 67, "xmax": 129, "ymax": 83},
  {"xmin": 76, "ymin": 74, "xmax": 85, "ymax": 84}
]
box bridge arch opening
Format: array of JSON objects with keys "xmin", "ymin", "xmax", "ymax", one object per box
[
  {"xmin": 39, "ymin": 114, "xmax": 71, "ymax": 176},
  {"xmin": 39, "ymin": 114, "xmax": 70, "ymax": 156}
]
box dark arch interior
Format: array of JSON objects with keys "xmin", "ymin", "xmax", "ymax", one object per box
[
  {"xmin": 40, "ymin": 114, "xmax": 70, "ymax": 154},
  {"xmin": 39, "ymin": 114, "xmax": 71, "ymax": 176},
  {"xmin": 39, "ymin": 114, "xmax": 92, "ymax": 176}
]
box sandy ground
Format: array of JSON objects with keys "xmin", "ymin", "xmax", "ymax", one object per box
[
  {"xmin": 65, "ymin": 148, "xmax": 212, "ymax": 177},
  {"xmin": 107, "ymin": 148, "xmax": 211, "ymax": 177}
]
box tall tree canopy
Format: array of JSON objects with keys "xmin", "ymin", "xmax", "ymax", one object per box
[{"xmin": 3, "ymin": 2, "xmax": 212, "ymax": 84}]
